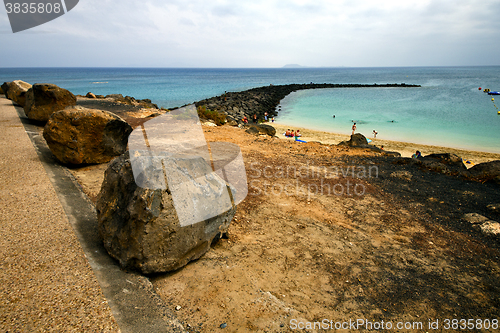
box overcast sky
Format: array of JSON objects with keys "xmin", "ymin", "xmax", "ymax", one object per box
[{"xmin": 1, "ymin": 0, "xmax": 499, "ymax": 67}]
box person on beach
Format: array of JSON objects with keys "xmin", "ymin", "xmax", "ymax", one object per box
[
  {"xmin": 290, "ymin": 130, "xmax": 295, "ymax": 138},
  {"xmin": 285, "ymin": 129, "xmax": 291, "ymax": 137},
  {"xmin": 242, "ymin": 116, "xmax": 248, "ymax": 124},
  {"xmin": 294, "ymin": 130, "xmax": 301, "ymax": 140},
  {"xmin": 253, "ymin": 114, "xmax": 257, "ymax": 123},
  {"xmin": 412, "ymin": 150, "xmax": 422, "ymax": 158},
  {"xmin": 373, "ymin": 130, "xmax": 378, "ymax": 138},
  {"xmin": 352, "ymin": 123, "xmax": 356, "ymax": 135},
  {"xmin": 271, "ymin": 117, "xmax": 275, "ymax": 123},
  {"xmin": 264, "ymin": 112, "xmax": 268, "ymax": 121}
]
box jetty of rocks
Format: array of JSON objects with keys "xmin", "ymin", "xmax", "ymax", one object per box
[{"xmin": 193, "ymin": 82, "xmax": 421, "ymax": 123}]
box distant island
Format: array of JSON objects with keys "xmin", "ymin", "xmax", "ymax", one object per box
[
  {"xmin": 282, "ymin": 64, "xmax": 348, "ymax": 68},
  {"xmin": 282, "ymin": 64, "xmax": 309, "ymax": 68}
]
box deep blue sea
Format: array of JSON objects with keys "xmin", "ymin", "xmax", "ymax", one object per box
[{"xmin": 1, "ymin": 67, "xmax": 499, "ymax": 153}]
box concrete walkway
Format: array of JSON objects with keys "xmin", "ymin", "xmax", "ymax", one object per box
[{"xmin": 0, "ymin": 96, "xmax": 184, "ymax": 332}]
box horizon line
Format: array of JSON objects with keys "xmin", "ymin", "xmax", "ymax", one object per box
[{"xmin": 1, "ymin": 65, "xmax": 500, "ymax": 70}]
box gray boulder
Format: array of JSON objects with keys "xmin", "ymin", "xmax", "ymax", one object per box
[
  {"xmin": 338, "ymin": 133, "xmax": 369, "ymax": 147},
  {"xmin": 338, "ymin": 133, "xmax": 401, "ymax": 157},
  {"xmin": 422, "ymin": 153, "xmax": 466, "ymax": 171},
  {"xmin": 245, "ymin": 124, "xmax": 276, "ymax": 136},
  {"xmin": 96, "ymin": 151, "xmax": 236, "ymax": 274},
  {"xmin": 24, "ymin": 83, "xmax": 77, "ymax": 122},
  {"xmin": 43, "ymin": 106, "xmax": 132, "ymax": 165},
  {"xmin": 5, "ymin": 80, "xmax": 32, "ymax": 107},
  {"xmin": 463, "ymin": 213, "xmax": 500, "ymax": 236},
  {"xmin": 468, "ymin": 160, "xmax": 500, "ymax": 184}
]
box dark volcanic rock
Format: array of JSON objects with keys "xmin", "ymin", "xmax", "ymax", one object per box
[
  {"xmin": 411, "ymin": 153, "xmax": 467, "ymax": 176},
  {"xmin": 1, "ymin": 82, "xmax": 10, "ymax": 95},
  {"xmin": 43, "ymin": 106, "xmax": 132, "ymax": 165},
  {"xmin": 24, "ymin": 83, "xmax": 77, "ymax": 122},
  {"xmin": 339, "ymin": 133, "xmax": 369, "ymax": 147},
  {"xmin": 96, "ymin": 151, "xmax": 236, "ymax": 274},
  {"xmin": 422, "ymin": 153, "xmax": 467, "ymax": 171},
  {"xmin": 245, "ymin": 124, "xmax": 277, "ymax": 137},
  {"xmin": 468, "ymin": 160, "xmax": 500, "ymax": 184},
  {"xmin": 338, "ymin": 133, "xmax": 401, "ymax": 157}
]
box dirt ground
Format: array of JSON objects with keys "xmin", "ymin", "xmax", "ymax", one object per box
[{"xmin": 69, "ymin": 123, "xmax": 500, "ymax": 333}]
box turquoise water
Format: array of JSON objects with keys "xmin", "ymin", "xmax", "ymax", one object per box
[
  {"xmin": 278, "ymin": 67, "xmax": 500, "ymax": 153},
  {"xmin": 1, "ymin": 66, "xmax": 499, "ymax": 152}
]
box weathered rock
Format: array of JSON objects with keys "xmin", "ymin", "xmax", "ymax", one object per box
[
  {"xmin": 86, "ymin": 92, "xmax": 97, "ymax": 98},
  {"xmin": 338, "ymin": 133, "xmax": 368, "ymax": 147},
  {"xmin": 202, "ymin": 120, "xmax": 217, "ymax": 127},
  {"xmin": 245, "ymin": 126, "xmax": 260, "ymax": 135},
  {"xmin": 5, "ymin": 80, "xmax": 32, "ymax": 107},
  {"xmin": 463, "ymin": 213, "xmax": 500, "ymax": 236},
  {"xmin": 96, "ymin": 151, "xmax": 236, "ymax": 274},
  {"xmin": 463, "ymin": 213, "xmax": 489, "ymax": 225},
  {"xmin": 422, "ymin": 153, "xmax": 466, "ymax": 171},
  {"xmin": 43, "ymin": 106, "xmax": 132, "ymax": 165},
  {"xmin": 24, "ymin": 84, "xmax": 77, "ymax": 122},
  {"xmin": 0, "ymin": 86, "xmax": 3, "ymax": 95},
  {"xmin": 1, "ymin": 82, "xmax": 10, "ymax": 95},
  {"xmin": 105, "ymin": 94, "xmax": 124, "ymax": 99},
  {"xmin": 338, "ymin": 133, "xmax": 401, "ymax": 156},
  {"xmin": 487, "ymin": 203, "xmax": 500, "ymax": 213},
  {"xmin": 468, "ymin": 160, "xmax": 500, "ymax": 184},
  {"xmin": 245, "ymin": 124, "xmax": 276, "ymax": 137}
]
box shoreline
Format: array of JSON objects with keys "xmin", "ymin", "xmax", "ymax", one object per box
[{"xmin": 271, "ymin": 122, "xmax": 500, "ymax": 165}]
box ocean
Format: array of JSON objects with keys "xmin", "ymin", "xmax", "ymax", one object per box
[{"xmin": 1, "ymin": 67, "xmax": 499, "ymax": 153}]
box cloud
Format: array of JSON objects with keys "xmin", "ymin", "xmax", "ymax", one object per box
[{"xmin": 0, "ymin": 0, "xmax": 499, "ymax": 67}]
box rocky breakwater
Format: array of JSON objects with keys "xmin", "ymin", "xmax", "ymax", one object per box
[{"xmin": 195, "ymin": 83, "xmax": 420, "ymax": 124}]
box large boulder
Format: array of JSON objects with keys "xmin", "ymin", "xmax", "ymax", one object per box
[
  {"xmin": 338, "ymin": 133, "xmax": 369, "ymax": 147},
  {"xmin": 43, "ymin": 106, "xmax": 132, "ymax": 165},
  {"xmin": 338, "ymin": 133, "xmax": 401, "ymax": 157},
  {"xmin": 5, "ymin": 80, "xmax": 32, "ymax": 107},
  {"xmin": 421, "ymin": 153, "xmax": 467, "ymax": 171},
  {"xmin": 245, "ymin": 124, "xmax": 276, "ymax": 136},
  {"xmin": 96, "ymin": 151, "xmax": 236, "ymax": 274},
  {"xmin": 1, "ymin": 82, "xmax": 10, "ymax": 95},
  {"xmin": 338, "ymin": 133, "xmax": 368, "ymax": 148},
  {"xmin": 468, "ymin": 160, "xmax": 500, "ymax": 184},
  {"xmin": 24, "ymin": 83, "xmax": 77, "ymax": 122}
]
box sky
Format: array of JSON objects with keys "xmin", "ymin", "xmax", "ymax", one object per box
[{"xmin": 1, "ymin": 0, "xmax": 499, "ymax": 68}]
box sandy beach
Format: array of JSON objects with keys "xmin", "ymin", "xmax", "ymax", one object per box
[{"xmin": 272, "ymin": 123, "xmax": 500, "ymax": 166}]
